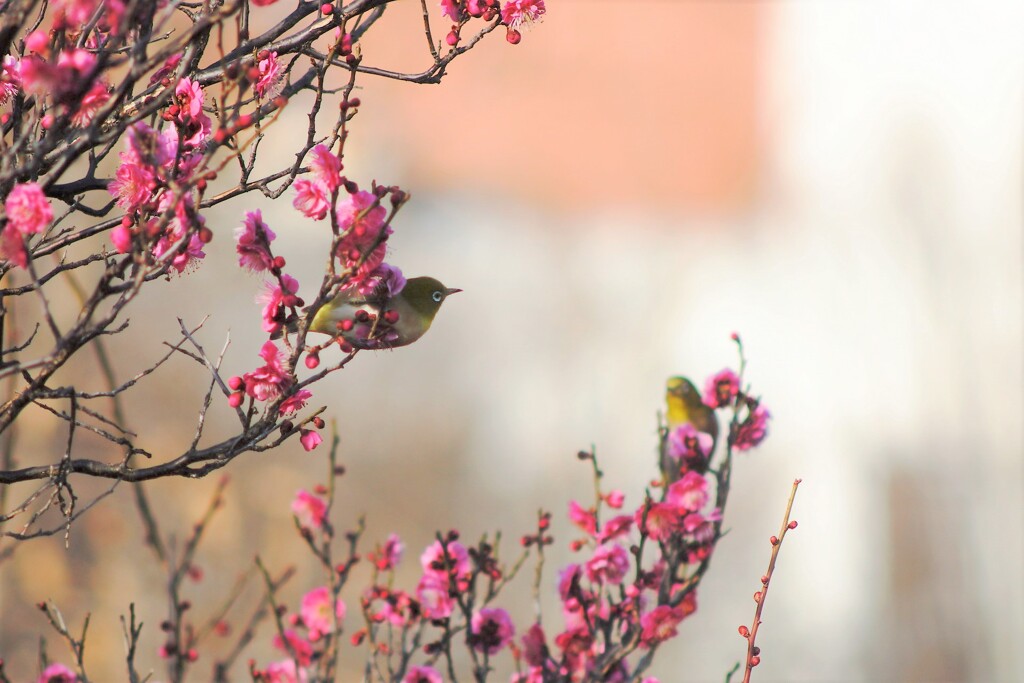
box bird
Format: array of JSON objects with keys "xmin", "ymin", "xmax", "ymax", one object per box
[
  {"xmin": 305, "ymin": 276, "xmax": 461, "ymax": 350},
  {"xmin": 665, "ymin": 376, "xmax": 719, "ymax": 443}
]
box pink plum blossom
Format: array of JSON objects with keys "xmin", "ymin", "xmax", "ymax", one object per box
[
  {"xmin": 635, "ymin": 502, "xmax": 680, "ymax": 542},
  {"xmin": 734, "ymin": 403, "xmax": 770, "ymax": 450},
  {"xmin": 703, "ymin": 368, "xmax": 740, "ymax": 408},
  {"xmin": 638, "ymin": 605, "xmax": 686, "ymax": 648},
  {"xmin": 308, "ymin": 144, "xmax": 342, "ymax": 191},
  {"xmin": 665, "ymin": 471, "xmax": 709, "ymax": 513},
  {"xmin": 403, "ymin": 665, "xmax": 442, "ymax": 683},
  {"xmin": 70, "ymin": 80, "xmax": 111, "ymax": 127},
  {"xmin": 416, "ymin": 573, "xmax": 454, "ymax": 619},
  {"xmin": 521, "ymin": 622, "xmax": 548, "ymax": 667},
  {"xmin": 235, "ymin": 210, "xmax": 276, "ymax": 272},
  {"xmin": 37, "ymin": 663, "xmax": 76, "ymax": 683},
  {"xmin": 292, "ymin": 179, "xmax": 330, "ymax": 220},
  {"xmin": 272, "ymin": 629, "xmax": 313, "ymax": 666},
  {"xmin": 1, "ymin": 56, "xmax": 22, "ymax": 104},
  {"xmin": 291, "ymin": 490, "xmax": 327, "ymax": 530},
  {"xmin": 596, "ymin": 514, "xmax": 633, "ymax": 544},
  {"xmin": 568, "ymin": 500, "xmax": 596, "ymax": 536},
  {"xmin": 5, "ymin": 182, "xmax": 52, "ymax": 235},
  {"xmin": 470, "ymin": 607, "xmax": 515, "ymax": 655},
  {"xmin": 371, "ymin": 533, "xmax": 404, "ymax": 570},
  {"xmin": 258, "ymin": 274, "xmax": 300, "ymax": 334},
  {"xmin": 263, "ymin": 659, "xmax": 307, "ymax": 683},
  {"xmin": 501, "ymin": 0, "xmax": 545, "ymax": 30},
  {"xmin": 279, "ymin": 389, "xmax": 312, "ymax": 416},
  {"xmin": 666, "ymin": 423, "xmax": 713, "ymax": 465},
  {"xmin": 584, "ymin": 543, "xmax": 630, "ymax": 585},
  {"xmin": 420, "ymin": 539, "xmax": 471, "ymax": 580},
  {"xmin": 242, "ymin": 341, "xmax": 290, "ymax": 401},
  {"xmin": 335, "ymin": 190, "xmax": 390, "ymax": 277},
  {"xmin": 254, "ymin": 51, "xmax": 283, "ymax": 98},
  {"xmin": 300, "ymin": 586, "xmax": 346, "ymax": 641}
]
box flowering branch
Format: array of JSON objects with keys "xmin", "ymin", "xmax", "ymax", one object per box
[{"xmin": 735, "ymin": 478, "xmax": 802, "ymax": 683}]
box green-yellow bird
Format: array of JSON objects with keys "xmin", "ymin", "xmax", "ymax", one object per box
[
  {"xmin": 665, "ymin": 376, "xmax": 719, "ymax": 443},
  {"xmin": 306, "ymin": 276, "xmax": 460, "ymax": 350}
]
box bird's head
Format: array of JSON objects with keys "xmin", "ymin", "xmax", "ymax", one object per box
[{"xmin": 400, "ymin": 276, "xmax": 461, "ymax": 323}]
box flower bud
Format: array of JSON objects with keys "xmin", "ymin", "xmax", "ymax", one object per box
[
  {"xmin": 788, "ymin": 520, "xmax": 798, "ymax": 529},
  {"xmin": 738, "ymin": 625, "xmax": 749, "ymax": 637},
  {"xmin": 506, "ymin": 28, "xmax": 522, "ymax": 45},
  {"xmin": 305, "ymin": 352, "xmax": 320, "ymax": 369},
  {"xmin": 228, "ymin": 392, "xmax": 244, "ymax": 408},
  {"xmin": 750, "ymin": 655, "xmax": 760, "ymax": 667}
]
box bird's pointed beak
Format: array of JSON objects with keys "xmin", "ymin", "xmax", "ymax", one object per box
[{"xmin": 445, "ymin": 287, "xmax": 463, "ymax": 295}]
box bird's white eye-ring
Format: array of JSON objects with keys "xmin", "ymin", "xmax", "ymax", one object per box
[{"xmin": 432, "ymin": 290, "xmax": 443, "ymax": 303}]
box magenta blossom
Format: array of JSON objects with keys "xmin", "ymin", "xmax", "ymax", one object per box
[
  {"xmin": 665, "ymin": 471, "xmax": 709, "ymax": 513},
  {"xmin": 242, "ymin": 341, "xmax": 290, "ymax": 401},
  {"xmin": 254, "ymin": 51, "xmax": 283, "ymax": 98},
  {"xmin": 335, "ymin": 190, "xmax": 390, "ymax": 277},
  {"xmin": 272, "ymin": 629, "xmax": 313, "ymax": 666},
  {"xmin": 440, "ymin": 0, "xmax": 461, "ymax": 21},
  {"xmin": 638, "ymin": 605, "xmax": 687, "ymax": 648},
  {"xmin": 666, "ymin": 423, "xmax": 713, "ymax": 465},
  {"xmin": 371, "ymin": 533, "xmax": 404, "ymax": 570},
  {"xmin": 308, "ymin": 144, "xmax": 342, "ymax": 192},
  {"xmin": 278, "ymin": 389, "xmax": 312, "ymax": 416},
  {"xmin": 596, "ymin": 514, "xmax": 633, "ymax": 544},
  {"xmin": 734, "ymin": 403, "xmax": 770, "ymax": 450},
  {"xmin": 703, "ymin": 368, "xmax": 740, "ymax": 408},
  {"xmin": 258, "ymin": 273, "xmax": 300, "ymax": 334},
  {"xmin": 0, "ymin": 55, "xmax": 21, "ymax": 104},
  {"xmin": 501, "ymin": 0, "xmax": 545, "ymax": 29},
  {"xmin": 568, "ymin": 500, "xmax": 596, "ymax": 536},
  {"xmin": 235, "ymin": 209, "xmax": 276, "ymax": 272},
  {"xmin": 584, "ymin": 543, "xmax": 630, "ymax": 585},
  {"xmin": 636, "ymin": 502, "xmax": 680, "ymax": 542},
  {"xmin": 70, "ymin": 80, "xmax": 111, "ymax": 127},
  {"xmin": 470, "ymin": 607, "xmax": 515, "ymax": 655},
  {"xmin": 346, "ymin": 262, "xmax": 407, "ymax": 298},
  {"xmin": 37, "ymin": 663, "xmax": 77, "ymax": 683},
  {"xmin": 5, "ymin": 182, "xmax": 52, "ymax": 235},
  {"xmin": 263, "ymin": 659, "xmax": 307, "ymax": 683},
  {"xmin": 300, "ymin": 586, "xmax": 346, "ymax": 641},
  {"xmin": 291, "ymin": 489, "xmax": 327, "ymax": 530},
  {"xmin": 420, "ymin": 539, "xmax": 471, "ymax": 580},
  {"xmin": 403, "ymin": 665, "xmax": 442, "ymax": 683},
  {"xmin": 416, "ymin": 573, "xmax": 455, "ymax": 619},
  {"xmin": 293, "ymin": 178, "xmax": 330, "ymax": 220}
]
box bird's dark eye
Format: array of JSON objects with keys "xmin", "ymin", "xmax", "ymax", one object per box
[{"xmin": 432, "ymin": 290, "xmax": 443, "ymax": 303}]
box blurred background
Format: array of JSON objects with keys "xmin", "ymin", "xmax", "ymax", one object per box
[{"xmin": 1, "ymin": 1, "xmax": 1021, "ymax": 681}]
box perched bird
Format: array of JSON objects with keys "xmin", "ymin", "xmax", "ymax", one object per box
[
  {"xmin": 665, "ymin": 376, "xmax": 719, "ymax": 443},
  {"xmin": 307, "ymin": 276, "xmax": 460, "ymax": 350}
]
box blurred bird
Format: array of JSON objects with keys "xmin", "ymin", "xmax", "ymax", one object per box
[
  {"xmin": 665, "ymin": 376, "xmax": 719, "ymax": 443},
  {"xmin": 305, "ymin": 276, "xmax": 460, "ymax": 350}
]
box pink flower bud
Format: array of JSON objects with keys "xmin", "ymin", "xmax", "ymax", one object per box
[
  {"xmin": 228, "ymin": 376, "xmax": 244, "ymax": 390},
  {"xmin": 788, "ymin": 520, "xmax": 798, "ymax": 529},
  {"xmin": 738, "ymin": 625, "xmax": 749, "ymax": 637},
  {"xmin": 305, "ymin": 351, "xmax": 320, "ymax": 369},
  {"xmin": 321, "ymin": 3, "xmax": 333, "ymax": 14},
  {"xmin": 506, "ymin": 28, "xmax": 522, "ymax": 44},
  {"xmin": 26, "ymin": 31, "xmax": 49, "ymax": 54},
  {"xmin": 110, "ymin": 224, "xmax": 132, "ymax": 253},
  {"xmin": 446, "ymin": 29, "xmax": 459, "ymax": 46},
  {"xmin": 228, "ymin": 392, "xmax": 244, "ymax": 408}
]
